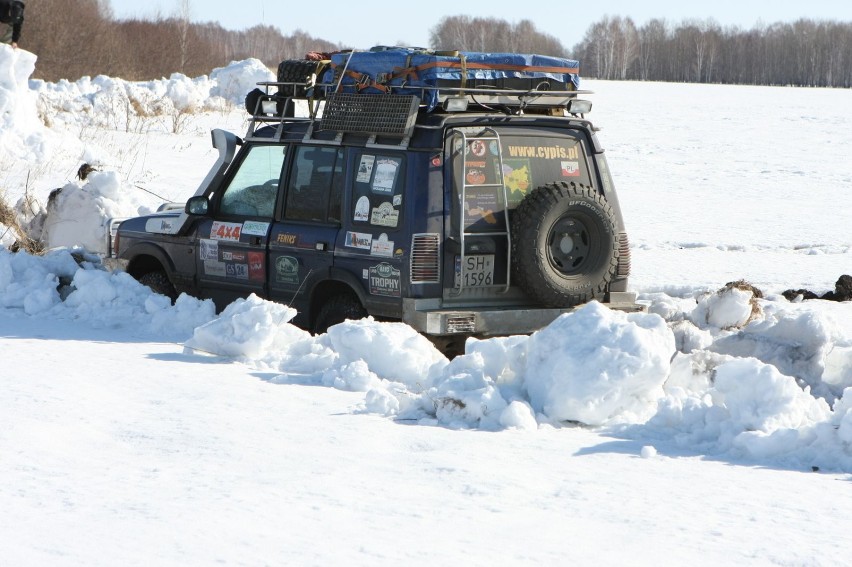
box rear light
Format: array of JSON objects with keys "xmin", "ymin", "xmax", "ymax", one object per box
[
  {"xmin": 410, "ymin": 233, "xmax": 440, "ymax": 284},
  {"xmin": 617, "ymin": 232, "xmax": 631, "ymax": 278}
]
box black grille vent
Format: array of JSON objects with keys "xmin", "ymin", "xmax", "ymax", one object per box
[
  {"xmin": 617, "ymin": 232, "xmax": 631, "ymax": 278},
  {"xmin": 320, "ymin": 93, "xmax": 419, "ymax": 137},
  {"xmin": 410, "ymin": 233, "xmax": 441, "ymax": 284}
]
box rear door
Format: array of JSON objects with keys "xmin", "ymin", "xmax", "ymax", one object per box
[
  {"xmin": 268, "ymin": 145, "xmax": 345, "ymax": 321},
  {"xmin": 196, "ymin": 144, "xmax": 286, "ymax": 308}
]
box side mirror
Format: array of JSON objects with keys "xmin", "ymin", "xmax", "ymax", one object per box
[{"xmin": 185, "ymin": 195, "xmax": 209, "ymax": 216}]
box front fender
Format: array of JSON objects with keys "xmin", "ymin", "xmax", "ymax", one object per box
[{"xmin": 121, "ymin": 241, "xmax": 178, "ymax": 278}]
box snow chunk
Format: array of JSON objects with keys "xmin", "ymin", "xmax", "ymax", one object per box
[
  {"xmin": 0, "ymin": 248, "xmax": 78, "ymax": 313},
  {"xmin": 324, "ymin": 318, "xmax": 448, "ymax": 387},
  {"xmin": 41, "ymin": 171, "xmax": 150, "ymax": 255},
  {"xmin": 499, "ymin": 400, "xmax": 538, "ymax": 430},
  {"xmin": 709, "ymin": 303, "xmax": 848, "ymax": 401},
  {"xmin": 640, "ymin": 445, "xmax": 657, "ymax": 458},
  {"xmin": 712, "ymin": 358, "xmax": 831, "ymax": 432},
  {"xmin": 691, "ymin": 286, "xmax": 759, "ymax": 330},
  {"xmin": 185, "ymin": 294, "xmax": 305, "ymax": 360},
  {"xmin": 523, "ymin": 302, "xmax": 676, "ymax": 426}
]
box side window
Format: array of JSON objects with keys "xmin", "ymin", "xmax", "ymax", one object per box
[
  {"xmin": 351, "ymin": 152, "xmax": 405, "ymax": 230},
  {"xmin": 219, "ymin": 145, "xmax": 286, "ymax": 218},
  {"xmin": 285, "ymin": 146, "xmax": 344, "ymax": 223}
]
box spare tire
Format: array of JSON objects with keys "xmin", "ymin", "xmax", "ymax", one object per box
[
  {"xmin": 277, "ymin": 59, "xmax": 321, "ymax": 98},
  {"xmin": 511, "ymin": 181, "xmax": 618, "ymax": 307}
]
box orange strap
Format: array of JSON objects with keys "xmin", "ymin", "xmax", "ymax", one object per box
[{"xmin": 331, "ymin": 59, "xmax": 579, "ymax": 91}]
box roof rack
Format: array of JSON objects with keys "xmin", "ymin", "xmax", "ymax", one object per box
[{"xmin": 243, "ymin": 79, "xmax": 593, "ymax": 144}]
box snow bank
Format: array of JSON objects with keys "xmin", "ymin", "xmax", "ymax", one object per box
[
  {"xmin": 0, "ymin": 46, "xmax": 49, "ymax": 160},
  {"xmin": 0, "ymin": 248, "xmax": 215, "ymax": 338},
  {"xmin": 210, "ymin": 59, "xmax": 275, "ymax": 104},
  {"xmin": 39, "ymin": 170, "xmax": 152, "ymax": 253}
]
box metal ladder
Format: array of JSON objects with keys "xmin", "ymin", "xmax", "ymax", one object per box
[{"xmin": 456, "ymin": 127, "xmax": 512, "ymax": 294}]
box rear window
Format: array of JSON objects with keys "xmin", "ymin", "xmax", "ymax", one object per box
[{"xmin": 451, "ymin": 131, "xmax": 590, "ymax": 231}]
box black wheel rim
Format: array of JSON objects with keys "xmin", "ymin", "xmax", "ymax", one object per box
[{"xmin": 546, "ymin": 213, "xmax": 598, "ymax": 276}]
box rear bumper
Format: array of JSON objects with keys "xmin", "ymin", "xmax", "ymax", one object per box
[{"xmin": 402, "ymin": 292, "xmax": 646, "ymax": 336}]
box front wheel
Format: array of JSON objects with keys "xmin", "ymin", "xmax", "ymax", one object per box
[
  {"xmin": 138, "ymin": 270, "xmax": 177, "ymax": 302},
  {"xmin": 511, "ymin": 181, "xmax": 619, "ymax": 307},
  {"xmin": 313, "ymin": 293, "xmax": 367, "ymax": 334}
]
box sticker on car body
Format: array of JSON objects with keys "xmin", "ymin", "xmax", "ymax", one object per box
[
  {"xmin": 242, "ymin": 221, "xmax": 270, "ymax": 236},
  {"xmin": 275, "ymin": 256, "xmax": 299, "ymax": 284},
  {"xmin": 345, "ymin": 231, "xmax": 372, "ymax": 250},
  {"xmin": 210, "ymin": 221, "xmax": 242, "ymax": 241},
  {"xmin": 369, "ymin": 262, "xmax": 401, "ymax": 297},
  {"xmin": 200, "ymin": 239, "xmax": 218, "ymax": 261},
  {"xmin": 370, "ymin": 234, "xmax": 393, "ymax": 258},
  {"xmin": 370, "ymin": 202, "xmax": 399, "ymax": 227}
]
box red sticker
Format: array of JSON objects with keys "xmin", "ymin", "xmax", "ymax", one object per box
[{"xmin": 248, "ymin": 251, "xmax": 265, "ymax": 282}]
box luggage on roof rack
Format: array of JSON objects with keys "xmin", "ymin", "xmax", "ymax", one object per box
[{"xmin": 315, "ymin": 47, "xmax": 581, "ymax": 111}]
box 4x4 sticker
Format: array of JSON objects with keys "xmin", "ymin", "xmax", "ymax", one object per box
[
  {"xmin": 210, "ymin": 221, "xmax": 242, "ymax": 241},
  {"xmin": 354, "ymin": 196, "xmax": 370, "ymax": 222},
  {"xmin": 369, "ymin": 262, "xmax": 401, "ymax": 297},
  {"xmin": 345, "ymin": 231, "xmax": 372, "ymax": 250},
  {"xmin": 242, "ymin": 221, "xmax": 270, "ymax": 236},
  {"xmin": 275, "ymin": 256, "xmax": 299, "ymax": 284},
  {"xmin": 370, "ymin": 202, "xmax": 399, "ymax": 227},
  {"xmin": 356, "ymin": 155, "xmax": 375, "ymax": 183}
]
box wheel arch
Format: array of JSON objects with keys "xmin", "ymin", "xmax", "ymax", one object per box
[
  {"xmin": 123, "ymin": 242, "xmax": 177, "ymax": 280},
  {"xmin": 308, "ymin": 269, "xmax": 368, "ymax": 329}
]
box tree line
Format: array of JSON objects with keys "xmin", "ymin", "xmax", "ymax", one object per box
[
  {"xmin": 19, "ymin": 3, "xmax": 852, "ymax": 89},
  {"xmin": 571, "ymin": 16, "xmax": 852, "ymax": 87},
  {"xmin": 23, "ymin": 0, "xmax": 341, "ymax": 81}
]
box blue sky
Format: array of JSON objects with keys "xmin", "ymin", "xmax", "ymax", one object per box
[{"xmin": 108, "ymin": 0, "xmax": 852, "ymax": 49}]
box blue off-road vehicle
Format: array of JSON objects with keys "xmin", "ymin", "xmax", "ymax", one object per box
[{"xmin": 112, "ymin": 48, "xmax": 641, "ymax": 349}]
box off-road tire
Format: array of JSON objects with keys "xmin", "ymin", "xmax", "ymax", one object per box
[
  {"xmin": 139, "ymin": 270, "xmax": 177, "ymax": 302},
  {"xmin": 511, "ymin": 181, "xmax": 618, "ymax": 307},
  {"xmin": 313, "ymin": 293, "xmax": 367, "ymax": 334},
  {"xmin": 277, "ymin": 60, "xmax": 320, "ymax": 98}
]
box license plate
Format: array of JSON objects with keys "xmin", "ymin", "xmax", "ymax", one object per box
[{"xmin": 454, "ymin": 255, "xmax": 495, "ymax": 287}]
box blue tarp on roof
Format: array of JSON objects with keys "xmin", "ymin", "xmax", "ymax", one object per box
[{"xmin": 318, "ymin": 48, "xmax": 581, "ymax": 110}]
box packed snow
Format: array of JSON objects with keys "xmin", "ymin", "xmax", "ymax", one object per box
[{"xmin": 3, "ymin": 43, "xmax": 852, "ymax": 565}]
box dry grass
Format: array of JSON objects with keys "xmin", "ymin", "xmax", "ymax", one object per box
[{"xmin": 0, "ymin": 193, "xmax": 44, "ymax": 255}]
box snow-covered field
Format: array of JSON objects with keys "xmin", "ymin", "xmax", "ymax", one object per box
[{"xmin": 2, "ymin": 43, "xmax": 852, "ymax": 565}]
